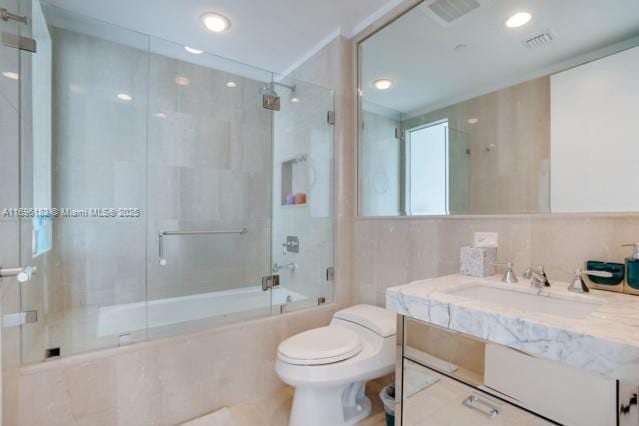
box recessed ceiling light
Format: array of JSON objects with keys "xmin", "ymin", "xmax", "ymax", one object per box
[
  {"xmin": 290, "ymin": 96, "xmax": 300, "ymax": 103},
  {"xmin": 505, "ymin": 12, "xmax": 532, "ymax": 28},
  {"xmin": 201, "ymin": 12, "xmax": 231, "ymax": 33},
  {"xmin": 184, "ymin": 46, "xmax": 203, "ymax": 54},
  {"xmin": 467, "ymin": 117, "xmax": 479, "ymax": 124},
  {"xmin": 226, "ymin": 81, "xmax": 237, "ymax": 88},
  {"xmin": 373, "ymin": 79, "xmax": 393, "ymax": 90},
  {"xmin": 2, "ymin": 71, "xmax": 19, "ymax": 80},
  {"xmin": 175, "ymin": 76, "xmax": 190, "ymax": 86},
  {"xmin": 155, "ymin": 112, "xmax": 168, "ymax": 119},
  {"xmin": 117, "ymin": 93, "xmax": 133, "ymax": 101}
]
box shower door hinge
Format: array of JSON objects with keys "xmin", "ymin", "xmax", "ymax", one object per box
[
  {"xmin": 1, "ymin": 31, "xmax": 36, "ymax": 53},
  {"xmin": 326, "ymin": 267, "xmax": 335, "ymax": 281},
  {"xmin": 327, "ymin": 111, "xmax": 335, "ymax": 125},
  {"xmin": 262, "ymin": 274, "xmax": 280, "ymax": 291},
  {"xmin": 119, "ymin": 333, "xmax": 132, "ymax": 346},
  {"xmin": 395, "ymin": 128, "xmax": 405, "ymax": 140},
  {"xmin": 318, "ymin": 297, "xmax": 326, "ymax": 305},
  {"xmin": 3, "ymin": 310, "xmax": 37, "ymax": 327}
]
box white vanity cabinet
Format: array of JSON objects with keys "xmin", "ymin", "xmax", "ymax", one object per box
[{"xmin": 396, "ymin": 316, "xmax": 632, "ymax": 426}]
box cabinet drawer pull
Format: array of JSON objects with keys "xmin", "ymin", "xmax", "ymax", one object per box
[{"xmin": 462, "ymin": 395, "xmax": 500, "ymax": 418}]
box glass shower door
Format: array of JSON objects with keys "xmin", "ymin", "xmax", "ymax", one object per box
[
  {"xmin": 271, "ymin": 76, "xmax": 335, "ymax": 313},
  {"xmin": 18, "ymin": 3, "xmax": 150, "ymax": 363},
  {"xmin": 146, "ymin": 37, "xmax": 275, "ymax": 339}
]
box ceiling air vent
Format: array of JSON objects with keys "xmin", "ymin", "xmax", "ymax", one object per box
[
  {"xmin": 420, "ymin": 0, "xmax": 488, "ymax": 27},
  {"xmin": 525, "ymin": 32, "xmax": 554, "ymax": 48}
]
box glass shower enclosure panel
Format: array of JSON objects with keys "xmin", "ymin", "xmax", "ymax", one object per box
[
  {"xmin": 12, "ymin": 1, "xmax": 332, "ymax": 363},
  {"xmin": 272, "ymin": 76, "xmax": 334, "ymax": 313},
  {"xmin": 18, "ymin": 3, "xmax": 150, "ymax": 363},
  {"xmin": 146, "ymin": 37, "xmax": 275, "ymax": 340},
  {"xmin": 1, "ymin": 0, "xmax": 26, "ymax": 373}
]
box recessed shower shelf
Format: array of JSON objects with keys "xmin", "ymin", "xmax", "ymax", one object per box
[{"xmin": 281, "ymin": 154, "xmax": 308, "ymax": 207}]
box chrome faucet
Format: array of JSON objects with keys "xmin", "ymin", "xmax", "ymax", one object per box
[
  {"xmin": 273, "ymin": 262, "xmax": 297, "ymax": 273},
  {"xmin": 568, "ymin": 269, "xmax": 613, "ymax": 293},
  {"xmin": 523, "ymin": 265, "xmax": 550, "ymax": 288},
  {"xmin": 492, "ymin": 262, "xmax": 518, "ymax": 283}
]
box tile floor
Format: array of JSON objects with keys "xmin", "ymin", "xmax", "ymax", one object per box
[{"xmin": 226, "ymin": 376, "xmax": 393, "ymax": 426}]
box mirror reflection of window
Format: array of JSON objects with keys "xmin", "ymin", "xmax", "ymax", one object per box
[
  {"xmin": 358, "ymin": 0, "xmax": 639, "ymax": 217},
  {"xmin": 406, "ymin": 121, "xmax": 449, "ymax": 216}
]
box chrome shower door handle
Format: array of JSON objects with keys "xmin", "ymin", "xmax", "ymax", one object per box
[{"xmin": 0, "ymin": 266, "xmax": 37, "ymax": 282}]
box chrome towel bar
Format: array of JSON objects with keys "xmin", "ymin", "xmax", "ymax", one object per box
[{"xmin": 158, "ymin": 228, "xmax": 248, "ymax": 266}]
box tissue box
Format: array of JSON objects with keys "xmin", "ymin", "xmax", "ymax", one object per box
[{"xmin": 459, "ymin": 246, "xmax": 497, "ymax": 277}]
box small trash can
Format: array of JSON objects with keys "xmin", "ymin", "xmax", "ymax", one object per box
[{"xmin": 380, "ymin": 384, "xmax": 395, "ymax": 426}]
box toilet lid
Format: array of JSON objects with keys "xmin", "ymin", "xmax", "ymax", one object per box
[{"xmin": 277, "ymin": 326, "xmax": 362, "ymax": 365}]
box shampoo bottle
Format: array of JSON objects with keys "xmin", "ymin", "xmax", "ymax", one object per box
[{"xmin": 623, "ymin": 243, "xmax": 639, "ymax": 295}]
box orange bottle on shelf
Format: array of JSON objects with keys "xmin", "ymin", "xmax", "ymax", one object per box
[{"xmin": 295, "ymin": 193, "xmax": 307, "ymax": 204}]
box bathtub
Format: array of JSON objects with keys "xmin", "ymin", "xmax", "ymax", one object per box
[{"xmin": 97, "ymin": 286, "xmax": 307, "ymax": 337}]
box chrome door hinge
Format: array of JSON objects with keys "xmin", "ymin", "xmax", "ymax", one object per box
[
  {"xmin": 395, "ymin": 128, "xmax": 405, "ymax": 139},
  {"xmin": 3, "ymin": 310, "xmax": 37, "ymax": 327},
  {"xmin": 262, "ymin": 274, "xmax": 280, "ymax": 291},
  {"xmin": 119, "ymin": 333, "xmax": 132, "ymax": 346},
  {"xmin": 326, "ymin": 267, "xmax": 335, "ymax": 281},
  {"xmin": 327, "ymin": 111, "xmax": 335, "ymax": 125},
  {"xmin": 1, "ymin": 31, "xmax": 36, "ymax": 52}
]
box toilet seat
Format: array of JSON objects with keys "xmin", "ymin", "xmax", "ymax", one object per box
[{"xmin": 278, "ymin": 326, "xmax": 362, "ymax": 365}]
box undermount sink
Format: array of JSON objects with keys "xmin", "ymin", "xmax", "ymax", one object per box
[{"xmin": 442, "ymin": 284, "xmax": 603, "ymax": 319}]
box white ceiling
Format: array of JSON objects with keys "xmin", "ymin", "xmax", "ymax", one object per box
[
  {"xmin": 362, "ymin": 0, "xmax": 639, "ymax": 116},
  {"xmin": 45, "ymin": 0, "xmax": 400, "ymax": 74}
]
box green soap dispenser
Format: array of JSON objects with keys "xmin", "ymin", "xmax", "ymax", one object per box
[{"xmin": 623, "ymin": 243, "xmax": 639, "ymax": 295}]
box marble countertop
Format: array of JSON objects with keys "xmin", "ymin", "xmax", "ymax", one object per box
[{"xmin": 387, "ymin": 274, "xmax": 639, "ymax": 384}]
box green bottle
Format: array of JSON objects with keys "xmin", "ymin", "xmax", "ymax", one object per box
[{"xmin": 623, "ymin": 243, "xmax": 639, "ymax": 295}]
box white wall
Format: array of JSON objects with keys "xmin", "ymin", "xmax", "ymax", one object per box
[{"xmin": 551, "ymin": 46, "xmax": 639, "ymax": 213}]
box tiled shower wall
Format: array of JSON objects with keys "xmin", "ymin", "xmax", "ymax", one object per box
[
  {"xmin": 353, "ymin": 215, "xmax": 639, "ymax": 306},
  {"xmin": 47, "ymin": 27, "xmax": 272, "ymax": 309}
]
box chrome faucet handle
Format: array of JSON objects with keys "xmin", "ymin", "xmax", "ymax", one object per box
[
  {"xmin": 569, "ymin": 269, "xmax": 613, "ymax": 293},
  {"xmin": 492, "ymin": 262, "xmax": 518, "ymax": 283},
  {"xmin": 523, "ymin": 265, "xmax": 550, "ymax": 288}
]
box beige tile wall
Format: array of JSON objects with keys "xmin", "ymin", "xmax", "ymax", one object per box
[
  {"xmin": 402, "ymin": 77, "xmax": 551, "ymax": 215},
  {"xmin": 6, "ymin": 307, "xmax": 335, "ymax": 426},
  {"xmin": 353, "ymin": 215, "xmax": 639, "ymax": 306}
]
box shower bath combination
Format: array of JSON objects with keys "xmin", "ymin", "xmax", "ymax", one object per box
[{"xmin": 5, "ymin": 1, "xmax": 335, "ymax": 364}]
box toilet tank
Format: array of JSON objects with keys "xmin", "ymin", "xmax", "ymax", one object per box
[{"xmin": 332, "ymin": 305, "xmax": 396, "ymax": 338}]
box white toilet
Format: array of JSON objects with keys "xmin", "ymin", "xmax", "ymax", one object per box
[{"xmin": 275, "ymin": 305, "xmax": 396, "ymax": 426}]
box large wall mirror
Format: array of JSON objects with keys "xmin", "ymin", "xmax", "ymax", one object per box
[{"xmin": 357, "ymin": 0, "xmax": 639, "ymax": 217}]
